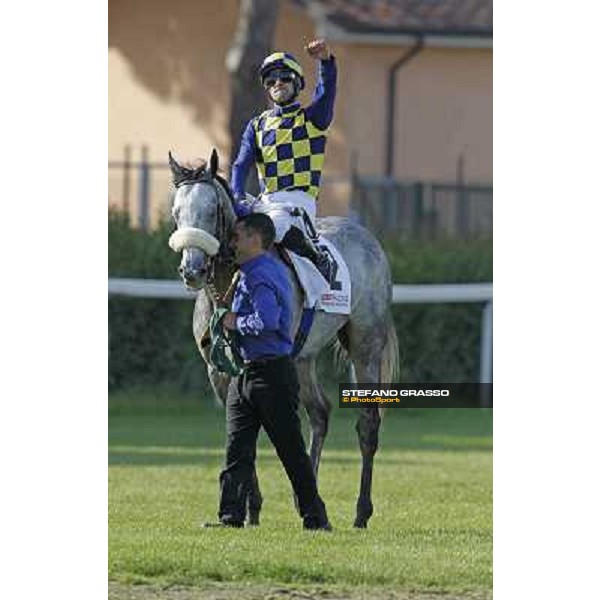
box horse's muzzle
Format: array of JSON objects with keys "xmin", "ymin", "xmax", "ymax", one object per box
[{"xmin": 179, "ymin": 265, "xmax": 207, "ymax": 289}]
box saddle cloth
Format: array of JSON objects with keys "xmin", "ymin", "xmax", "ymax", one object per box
[
  {"xmin": 246, "ymin": 192, "xmax": 351, "ymax": 314},
  {"xmin": 284, "ymin": 236, "xmax": 351, "ymax": 315}
]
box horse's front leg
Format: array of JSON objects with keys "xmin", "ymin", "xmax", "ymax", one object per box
[
  {"xmin": 206, "ymin": 364, "xmax": 231, "ymax": 406},
  {"xmin": 200, "ymin": 348, "xmax": 263, "ymax": 525},
  {"xmin": 204, "ymin": 362, "xmax": 264, "ymax": 526},
  {"xmin": 192, "ymin": 288, "xmax": 264, "ymax": 525}
]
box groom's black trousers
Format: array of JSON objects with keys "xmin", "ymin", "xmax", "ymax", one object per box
[{"xmin": 218, "ymin": 355, "xmax": 327, "ymax": 525}]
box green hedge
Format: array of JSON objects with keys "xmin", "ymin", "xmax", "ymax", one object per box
[
  {"xmin": 108, "ymin": 210, "xmax": 204, "ymax": 390},
  {"xmin": 108, "ymin": 210, "xmax": 492, "ymax": 389},
  {"xmin": 383, "ymin": 238, "xmax": 492, "ymax": 284},
  {"xmin": 382, "ymin": 238, "xmax": 492, "ymax": 383},
  {"xmin": 108, "ymin": 209, "xmax": 178, "ymax": 278}
]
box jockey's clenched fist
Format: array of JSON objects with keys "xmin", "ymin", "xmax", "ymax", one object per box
[{"xmin": 304, "ymin": 39, "xmax": 331, "ymax": 60}]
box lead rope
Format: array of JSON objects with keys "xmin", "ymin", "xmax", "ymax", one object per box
[
  {"xmin": 205, "ymin": 271, "xmax": 241, "ymax": 376},
  {"xmin": 207, "ymin": 270, "xmax": 240, "ymax": 309},
  {"xmin": 222, "ymin": 270, "xmax": 241, "ymax": 305}
]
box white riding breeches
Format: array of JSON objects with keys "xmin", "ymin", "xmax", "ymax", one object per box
[{"xmin": 250, "ymin": 190, "xmax": 317, "ymax": 243}]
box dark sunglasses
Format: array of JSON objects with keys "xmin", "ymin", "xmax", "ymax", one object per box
[{"xmin": 263, "ymin": 70, "xmax": 296, "ymax": 88}]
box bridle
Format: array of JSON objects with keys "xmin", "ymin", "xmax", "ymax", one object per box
[{"xmin": 171, "ymin": 169, "xmax": 237, "ymax": 286}]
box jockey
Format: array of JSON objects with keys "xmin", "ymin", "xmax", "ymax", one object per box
[{"xmin": 230, "ymin": 39, "xmax": 337, "ymax": 285}]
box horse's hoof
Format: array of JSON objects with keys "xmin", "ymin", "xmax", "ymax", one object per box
[{"xmin": 353, "ymin": 519, "xmax": 368, "ymax": 529}]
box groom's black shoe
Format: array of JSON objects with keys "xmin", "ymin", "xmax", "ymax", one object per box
[{"xmin": 202, "ymin": 520, "xmax": 244, "ymax": 529}]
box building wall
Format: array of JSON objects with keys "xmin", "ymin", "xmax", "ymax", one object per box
[
  {"xmin": 109, "ymin": 0, "xmax": 238, "ymax": 223},
  {"xmin": 109, "ymin": 0, "xmax": 236, "ymax": 161},
  {"xmin": 108, "ymin": 0, "xmax": 492, "ymax": 222},
  {"xmin": 340, "ymin": 44, "xmax": 492, "ymax": 184}
]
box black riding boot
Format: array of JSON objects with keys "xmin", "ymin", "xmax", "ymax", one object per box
[{"xmin": 281, "ymin": 226, "xmax": 333, "ymax": 285}]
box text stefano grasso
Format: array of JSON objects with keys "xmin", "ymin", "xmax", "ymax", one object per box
[{"xmin": 341, "ymin": 389, "xmax": 450, "ymax": 397}]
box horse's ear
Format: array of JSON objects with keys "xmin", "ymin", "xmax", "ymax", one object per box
[
  {"xmin": 168, "ymin": 151, "xmax": 182, "ymax": 176},
  {"xmin": 209, "ymin": 149, "xmax": 219, "ymax": 178}
]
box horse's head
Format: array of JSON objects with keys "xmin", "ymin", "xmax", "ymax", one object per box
[{"xmin": 168, "ymin": 149, "xmax": 236, "ymax": 290}]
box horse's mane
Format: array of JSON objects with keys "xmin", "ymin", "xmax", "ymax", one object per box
[
  {"xmin": 177, "ymin": 158, "xmax": 236, "ymax": 206},
  {"xmin": 213, "ymin": 173, "xmax": 236, "ymax": 205}
]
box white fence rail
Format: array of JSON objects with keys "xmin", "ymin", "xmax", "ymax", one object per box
[
  {"xmin": 108, "ymin": 278, "xmax": 493, "ymax": 385},
  {"xmin": 108, "ymin": 277, "xmax": 197, "ymax": 299}
]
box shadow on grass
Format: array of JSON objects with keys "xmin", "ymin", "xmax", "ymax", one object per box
[
  {"xmin": 109, "ymin": 396, "xmax": 492, "ymax": 467},
  {"xmin": 108, "ymin": 445, "xmax": 483, "ymax": 467},
  {"xmin": 109, "ymin": 387, "xmax": 492, "ymax": 463}
]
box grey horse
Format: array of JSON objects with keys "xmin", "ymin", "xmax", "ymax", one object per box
[{"xmin": 167, "ymin": 150, "xmax": 399, "ymax": 529}]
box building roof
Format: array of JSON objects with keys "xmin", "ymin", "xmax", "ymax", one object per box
[{"xmin": 294, "ymin": 0, "xmax": 493, "ymax": 38}]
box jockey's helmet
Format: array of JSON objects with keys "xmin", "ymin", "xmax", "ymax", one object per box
[{"xmin": 259, "ymin": 52, "xmax": 305, "ymax": 96}]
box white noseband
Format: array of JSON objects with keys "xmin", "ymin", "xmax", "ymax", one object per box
[{"xmin": 168, "ymin": 227, "xmax": 220, "ymax": 256}]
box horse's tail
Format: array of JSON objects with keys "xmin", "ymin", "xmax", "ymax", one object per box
[
  {"xmin": 331, "ymin": 314, "xmax": 400, "ymax": 383},
  {"xmin": 380, "ymin": 312, "xmax": 401, "ymax": 384},
  {"xmin": 376, "ymin": 313, "xmax": 400, "ymax": 420}
]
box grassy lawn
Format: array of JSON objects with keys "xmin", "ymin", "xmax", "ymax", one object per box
[{"xmin": 109, "ymin": 388, "xmax": 492, "ymax": 597}]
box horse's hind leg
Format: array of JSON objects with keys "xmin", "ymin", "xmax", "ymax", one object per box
[
  {"xmin": 351, "ymin": 354, "xmax": 383, "ymax": 529},
  {"xmin": 296, "ymin": 358, "xmax": 331, "ymax": 478}
]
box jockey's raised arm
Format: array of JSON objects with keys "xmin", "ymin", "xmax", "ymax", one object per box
[{"xmin": 305, "ymin": 41, "xmax": 337, "ymax": 131}]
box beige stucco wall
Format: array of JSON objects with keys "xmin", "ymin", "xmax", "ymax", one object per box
[
  {"xmin": 339, "ymin": 44, "xmax": 492, "ymax": 184},
  {"xmin": 109, "ymin": 0, "xmax": 240, "ymax": 223},
  {"xmin": 109, "ymin": 0, "xmax": 236, "ymax": 160},
  {"xmin": 108, "ymin": 0, "xmax": 492, "ymax": 223}
]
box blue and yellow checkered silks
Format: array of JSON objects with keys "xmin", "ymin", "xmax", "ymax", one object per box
[
  {"xmin": 259, "ymin": 52, "xmax": 305, "ymax": 88},
  {"xmin": 253, "ymin": 106, "xmax": 328, "ymax": 199}
]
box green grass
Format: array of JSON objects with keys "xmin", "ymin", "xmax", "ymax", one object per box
[{"xmin": 109, "ymin": 389, "xmax": 492, "ymax": 594}]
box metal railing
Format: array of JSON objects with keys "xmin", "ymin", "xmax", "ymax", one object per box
[
  {"xmin": 351, "ymin": 176, "xmax": 493, "ymax": 239},
  {"xmin": 108, "ymin": 145, "xmax": 171, "ymax": 231},
  {"xmin": 109, "ymin": 147, "xmax": 492, "ymax": 239}
]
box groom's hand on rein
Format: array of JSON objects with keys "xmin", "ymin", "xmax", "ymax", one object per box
[{"xmin": 223, "ymin": 312, "xmax": 237, "ymax": 331}]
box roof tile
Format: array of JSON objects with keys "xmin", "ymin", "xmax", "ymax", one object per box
[{"xmin": 293, "ymin": 0, "xmax": 493, "ymax": 36}]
